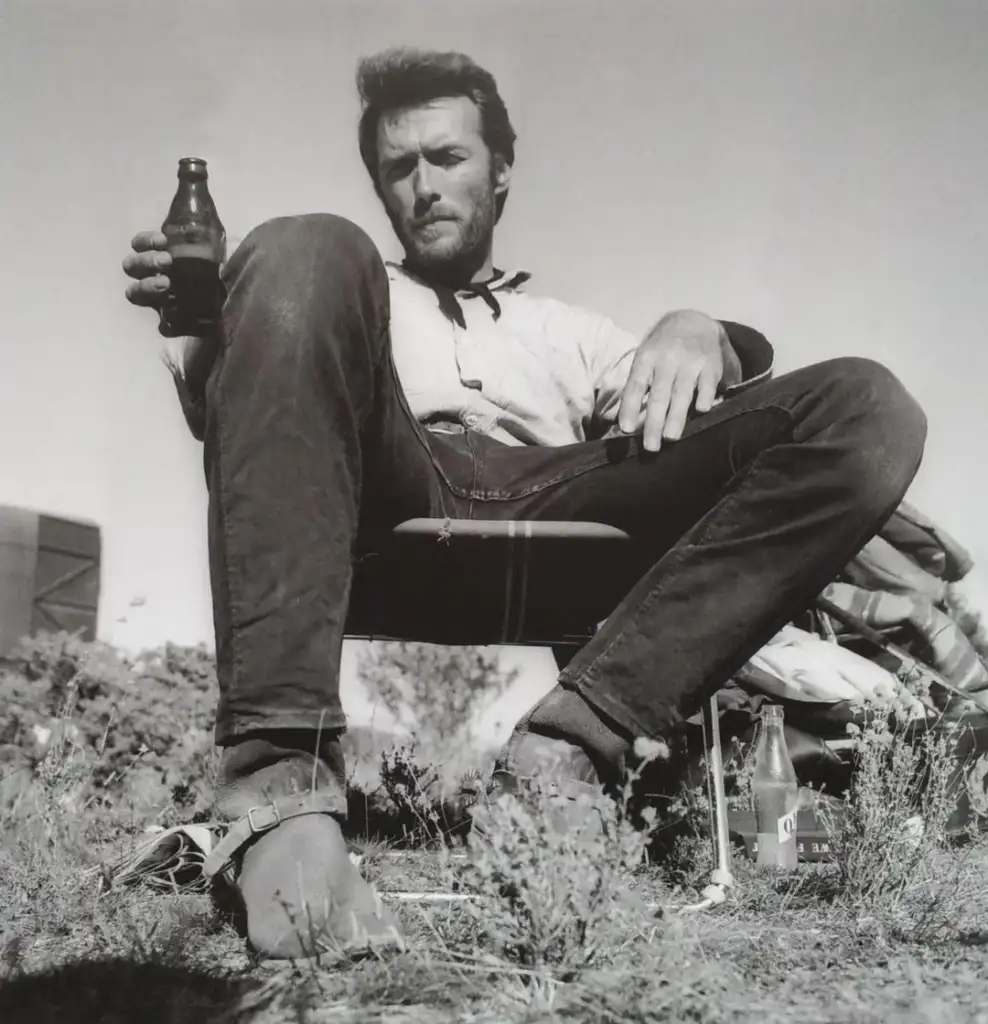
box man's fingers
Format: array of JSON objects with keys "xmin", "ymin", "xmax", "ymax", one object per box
[
  {"xmin": 131, "ymin": 230, "xmax": 169, "ymax": 253},
  {"xmin": 122, "ymin": 249, "xmax": 172, "ymax": 280},
  {"xmin": 122, "ymin": 231, "xmax": 171, "ymax": 310},
  {"xmin": 663, "ymin": 365, "xmax": 701, "ymax": 441},
  {"xmin": 617, "ymin": 359, "xmax": 653, "ymax": 434},
  {"xmin": 695, "ymin": 363, "xmax": 719, "ymax": 413},
  {"xmin": 642, "ymin": 372, "xmax": 674, "ymax": 452},
  {"xmin": 125, "ymin": 276, "xmax": 171, "ymax": 307}
]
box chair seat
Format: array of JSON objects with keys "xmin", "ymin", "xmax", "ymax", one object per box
[
  {"xmin": 392, "ymin": 519, "xmax": 630, "ymax": 542},
  {"xmin": 345, "ymin": 518, "xmax": 634, "ymax": 646}
]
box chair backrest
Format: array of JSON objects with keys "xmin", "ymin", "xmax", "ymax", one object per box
[{"xmin": 345, "ymin": 518, "xmax": 633, "ymax": 646}]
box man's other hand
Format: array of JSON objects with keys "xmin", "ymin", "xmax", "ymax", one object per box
[
  {"xmin": 122, "ymin": 231, "xmax": 172, "ymax": 310},
  {"xmin": 617, "ymin": 309, "xmax": 725, "ymax": 451}
]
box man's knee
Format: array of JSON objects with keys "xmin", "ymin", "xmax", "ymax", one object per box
[
  {"xmin": 235, "ymin": 213, "xmax": 374, "ymax": 258},
  {"xmin": 823, "ymin": 356, "xmax": 927, "ymax": 500},
  {"xmin": 219, "ymin": 213, "xmax": 389, "ymax": 346},
  {"xmin": 827, "ymin": 357, "xmax": 926, "ymax": 442},
  {"xmin": 224, "ymin": 213, "xmax": 386, "ymax": 299}
]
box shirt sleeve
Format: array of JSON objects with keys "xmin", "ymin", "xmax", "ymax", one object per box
[
  {"xmin": 717, "ymin": 320, "xmax": 775, "ymax": 395},
  {"xmin": 583, "ymin": 315, "xmax": 641, "ymax": 432},
  {"xmin": 585, "ymin": 314, "xmax": 777, "ymax": 435}
]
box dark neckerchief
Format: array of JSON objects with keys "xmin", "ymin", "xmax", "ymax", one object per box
[{"xmin": 401, "ymin": 263, "xmax": 509, "ymax": 329}]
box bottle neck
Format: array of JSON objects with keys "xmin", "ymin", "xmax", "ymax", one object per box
[
  {"xmin": 178, "ymin": 178, "xmax": 209, "ymax": 194},
  {"xmin": 170, "ymin": 179, "xmax": 216, "ymax": 221},
  {"xmin": 178, "ymin": 157, "xmax": 208, "ymax": 177},
  {"xmin": 763, "ymin": 720, "xmax": 786, "ymax": 741},
  {"xmin": 758, "ymin": 708, "xmax": 787, "ymax": 748},
  {"xmin": 761, "ymin": 705, "xmax": 784, "ymax": 725}
]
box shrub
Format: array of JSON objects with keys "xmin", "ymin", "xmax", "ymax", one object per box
[
  {"xmin": 345, "ymin": 743, "xmax": 479, "ymax": 847},
  {"xmin": 453, "ymin": 762, "xmax": 662, "ymax": 979},
  {"xmin": 820, "ymin": 711, "xmax": 986, "ymax": 941},
  {"xmin": 0, "ymin": 631, "xmax": 216, "ymax": 818},
  {"xmin": 358, "ymin": 642, "xmax": 518, "ymax": 754}
]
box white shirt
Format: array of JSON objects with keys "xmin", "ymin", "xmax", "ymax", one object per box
[{"xmin": 387, "ymin": 263, "xmax": 772, "ymax": 447}]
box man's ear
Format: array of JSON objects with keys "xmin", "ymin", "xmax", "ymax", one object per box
[{"xmin": 493, "ymin": 155, "xmax": 512, "ymax": 198}]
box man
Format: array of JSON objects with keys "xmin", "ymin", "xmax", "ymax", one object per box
[{"xmin": 122, "ymin": 48, "xmax": 926, "ymax": 960}]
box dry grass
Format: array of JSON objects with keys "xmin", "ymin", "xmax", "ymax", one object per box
[{"xmin": 4, "ymin": 638, "xmax": 988, "ymax": 1022}]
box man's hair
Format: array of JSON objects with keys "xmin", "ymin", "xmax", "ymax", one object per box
[{"xmin": 356, "ymin": 48, "xmax": 517, "ymax": 217}]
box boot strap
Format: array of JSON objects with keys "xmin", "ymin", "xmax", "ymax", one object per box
[{"xmin": 204, "ymin": 791, "xmax": 342, "ymax": 887}]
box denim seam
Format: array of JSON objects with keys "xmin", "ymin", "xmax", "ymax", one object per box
[
  {"xmin": 559, "ymin": 480, "xmax": 747, "ymax": 699},
  {"xmin": 466, "ymin": 431, "xmax": 481, "ymax": 518},
  {"xmin": 454, "ymin": 395, "xmax": 800, "ymax": 503},
  {"xmin": 381, "ymin": 331, "xmax": 456, "ymax": 517},
  {"xmin": 559, "ymin": 402, "xmax": 799, "ymax": 698},
  {"xmin": 211, "ymin": 359, "xmax": 247, "ymax": 722},
  {"xmin": 571, "ymin": 464, "xmax": 922, "ymax": 735},
  {"xmin": 447, "ymin": 446, "xmax": 615, "ymax": 502},
  {"xmin": 561, "ymin": 395, "xmax": 923, "ymax": 730},
  {"xmin": 387, "ymin": 386, "xmax": 795, "ymax": 507}
]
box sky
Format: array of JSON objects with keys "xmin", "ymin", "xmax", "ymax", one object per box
[{"xmin": 1, "ymin": 0, "xmax": 986, "ymax": 740}]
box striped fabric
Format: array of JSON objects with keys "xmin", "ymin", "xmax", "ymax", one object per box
[
  {"xmin": 842, "ymin": 535, "xmax": 947, "ymax": 604},
  {"xmin": 821, "ymin": 580, "xmax": 988, "ymax": 694},
  {"xmin": 877, "ymin": 500, "xmax": 973, "ymax": 583}
]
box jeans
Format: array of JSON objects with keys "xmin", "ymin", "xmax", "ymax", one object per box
[{"xmin": 203, "ymin": 214, "xmax": 927, "ymax": 805}]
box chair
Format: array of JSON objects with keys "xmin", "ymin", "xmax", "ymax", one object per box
[
  {"xmin": 342, "ymin": 518, "xmax": 988, "ymax": 883},
  {"xmin": 343, "ymin": 517, "xmax": 735, "ymax": 893},
  {"xmin": 345, "ymin": 517, "xmax": 635, "ymax": 653}
]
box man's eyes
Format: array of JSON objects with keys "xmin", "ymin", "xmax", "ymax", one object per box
[
  {"xmin": 385, "ymin": 152, "xmax": 466, "ymax": 180},
  {"xmin": 384, "ymin": 162, "xmax": 413, "ymax": 182}
]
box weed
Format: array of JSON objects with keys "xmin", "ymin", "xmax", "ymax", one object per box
[
  {"xmin": 4, "ymin": 631, "xmax": 988, "ymax": 1022},
  {"xmin": 819, "ymin": 710, "xmax": 988, "ymax": 942},
  {"xmin": 451, "ymin": 759, "xmax": 662, "ymax": 980}
]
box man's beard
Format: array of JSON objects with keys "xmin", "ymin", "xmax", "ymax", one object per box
[{"xmin": 391, "ymin": 193, "xmax": 496, "ymax": 285}]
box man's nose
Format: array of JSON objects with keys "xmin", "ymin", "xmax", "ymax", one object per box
[{"xmin": 412, "ymin": 161, "xmax": 439, "ymax": 205}]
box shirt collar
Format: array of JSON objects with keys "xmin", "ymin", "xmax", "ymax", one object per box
[{"xmin": 389, "ymin": 261, "xmax": 532, "ymax": 295}]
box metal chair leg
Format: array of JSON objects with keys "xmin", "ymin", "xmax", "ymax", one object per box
[
  {"xmin": 704, "ymin": 692, "xmax": 733, "ymax": 880},
  {"xmin": 681, "ymin": 693, "xmax": 735, "ymax": 913}
]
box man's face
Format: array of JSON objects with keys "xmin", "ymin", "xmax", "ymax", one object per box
[{"xmin": 375, "ymin": 95, "xmax": 509, "ymax": 273}]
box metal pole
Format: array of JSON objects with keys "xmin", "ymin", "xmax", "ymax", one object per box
[
  {"xmin": 704, "ymin": 692, "xmax": 732, "ymax": 878},
  {"xmin": 681, "ymin": 693, "xmax": 735, "ymax": 913}
]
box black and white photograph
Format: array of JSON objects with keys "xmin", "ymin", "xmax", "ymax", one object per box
[{"xmin": 2, "ymin": 1, "xmax": 987, "ymax": 1021}]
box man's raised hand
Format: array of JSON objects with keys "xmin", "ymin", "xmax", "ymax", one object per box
[
  {"xmin": 617, "ymin": 309, "xmax": 726, "ymax": 452},
  {"xmin": 122, "ymin": 231, "xmax": 172, "ymax": 310}
]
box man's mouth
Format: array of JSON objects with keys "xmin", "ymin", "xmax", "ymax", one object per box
[{"xmin": 415, "ymin": 214, "xmax": 455, "ymax": 229}]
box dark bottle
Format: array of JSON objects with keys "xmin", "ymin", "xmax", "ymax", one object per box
[{"xmin": 159, "ymin": 157, "xmax": 226, "ymax": 338}]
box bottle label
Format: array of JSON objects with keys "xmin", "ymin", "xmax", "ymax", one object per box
[{"xmin": 777, "ymin": 808, "xmax": 798, "ymax": 843}]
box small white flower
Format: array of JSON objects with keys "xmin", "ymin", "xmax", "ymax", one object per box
[
  {"xmin": 700, "ymin": 884, "xmax": 727, "ymax": 904},
  {"xmin": 633, "ymin": 737, "xmax": 670, "ymax": 762},
  {"xmin": 900, "ymin": 815, "xmax": 924, "ymax": 848}
]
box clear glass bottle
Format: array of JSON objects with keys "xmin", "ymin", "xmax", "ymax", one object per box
[
  {"xmin": 160, "ymin": 157, "xmax": 226, "ymax": 337},
  {"xmin": 751, "ymin": 704, "xmax": 800, "ymax": 869}
]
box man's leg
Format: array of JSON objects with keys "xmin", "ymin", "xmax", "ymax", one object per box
[
  {"xmin": 201, "ymin": 214, "xmax": 446, "ymax": 958},
  {"xmin": 473, "ymin": 359, "xmax": 927, "ymax": 788}
]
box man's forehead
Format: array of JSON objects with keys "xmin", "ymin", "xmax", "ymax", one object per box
[{"xmin": 376, "ymin": 96, "xmax": 483, "ymax": 156}]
